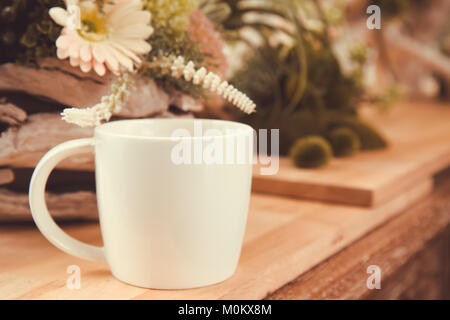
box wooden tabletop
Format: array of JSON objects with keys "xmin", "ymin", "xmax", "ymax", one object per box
[
  {"xmin": 253, "ymin": 101, "xmax": 450, "ymax": 206},
  {"xmin": 268, "ymin": 169, "xmax": 450, "ymax": 300},
  {"xmin": 0, "ymin": 175, "xmax": 442, "ymax": 299},
  {"xmin": 1, "ymin": 173, "xmax": 447, "ymax": 299}
]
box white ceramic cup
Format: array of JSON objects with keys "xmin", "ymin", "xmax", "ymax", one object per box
[{"xmin": 29, "ymin": 119, "xmax": 253, "ymax": 289}]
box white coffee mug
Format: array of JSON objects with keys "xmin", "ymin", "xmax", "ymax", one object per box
[{"xmin": 29, "ymin": 119, "xmax": 253, "ymax": 289}]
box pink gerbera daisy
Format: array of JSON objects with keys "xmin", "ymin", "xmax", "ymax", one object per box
[{"xmin": 49, "ymin": 0, "xmax": 153, "ymax": 76}]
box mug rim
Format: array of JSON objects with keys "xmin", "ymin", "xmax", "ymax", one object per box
[{"xmin": 95, "ymin": 118, "xmax": 254, "ymax": 140}]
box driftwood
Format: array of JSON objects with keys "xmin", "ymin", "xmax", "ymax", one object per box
[
  {"xmin": 0, "ymin": 101, "xmax": 27, "ymax": 126},
  {"xmin": 0, "ymin": 169, "xmax": 14, "ymax": 185},
  {"xmin": 0, "ymin": 58, "xmax": 203, "ymax": 117},
  {"xmin": 0, "ymin": 188, "xmax": 97, "ymax": 222},
  {"xmin": 0, "ymin": 113, "xmax": 95, "ymax": 170},
  {"xmin": 0, "ymin": 111, "xmax": 194, "ymax": 222},
  {"xmin": 0, "ymin": 110, "xmax": 193, "ymax": 170},
  {"xmin": 0, "ymin": 56, "xmax": 204, "ymax": 222}
]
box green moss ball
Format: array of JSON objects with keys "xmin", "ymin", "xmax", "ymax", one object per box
[
  {"xmin": 289, "ymin": 136, "xmax": 333, "ymax": 168},
  {"xmin": 328, "ymin": 127, "xmax": 361, "ymax": 157},
  {"xmin": 332, "ymin": 118, "xmax": 388, "ymax": 150}
]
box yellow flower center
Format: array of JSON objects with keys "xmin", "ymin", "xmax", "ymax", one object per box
[{"xmin": 77, "ymin": 2, "xmax": 108, "ymax": 42}]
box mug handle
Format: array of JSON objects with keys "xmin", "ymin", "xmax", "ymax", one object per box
[{"xmin": 29, "ymin": 138, "xmax": 105, "ymax": 262}]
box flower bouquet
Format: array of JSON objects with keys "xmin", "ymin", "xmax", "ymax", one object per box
[{"xmin": 0, "ymin": 0, "xmax": 255, "ymax": 221}]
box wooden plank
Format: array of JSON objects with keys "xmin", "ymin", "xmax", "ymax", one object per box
[
  {"xmin": 253, "ymin": 101, "xmax": 450, "ymax": 206},
  {"xmin": 0, "ymin": 178, "xmax": 431, "ymax": 300},
  {"xmin": 0, "ymin": 101, "xmax": 27, "ymax": 126},
  {"xmin": 0, "ymin": 169, "xmax": 13, "ymax": 185},
  {"xmin": 267, "ymin": 172, "xmax": 450, "ymax": 300},
  {"xmin": 0, "ymin": 112, "xmax": 194, "ymax": 171},
  {"xmin": 0, "ymin": 189, "xmax": 98, "ymax": 222}
]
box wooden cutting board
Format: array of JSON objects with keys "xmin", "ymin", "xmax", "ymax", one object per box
[
  {"xmin": 253, "ymin": 101, "xmax": 450, "ymax": 206},
  {"xmin": 0, "ymin": 179, "xmax": 431, "ymax": 300}
]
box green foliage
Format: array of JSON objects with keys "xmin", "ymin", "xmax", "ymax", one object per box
[
  {"xmin": 233, "ymin": 37, "xmax": 366, "ymax": 156},
  {"xmin": 142, "ymin": 0, "xmax": 198, "ymax": 38},
  {"xmin": 233, "ymin": 41, "xmax": 362, "ymax": 115},
  {"xmin": 349, "ymin": 43, "xmax": 368, "ymax": 65},
  {"xmin": 244, "ymin": 110, "xmax": 325, "ymax": 155},
  {"xmin": 0, "ymin": 0, "xmax": 64, "ymax": 65},
  {"xmin": 289, "ymin": 136, "xmax": 332, "ymax": 168},
  {"xmin": 232, "ymin": 45, "xmax": 283, "ymax": 112},
  {"xmin": 226, "ymin": 0, "xmax": 389, "ymax": 165},
  {"xmin": 141, "ymin": 0, "xmax": 207, "ymax": 97},
  {"xmin": 230, "ymin": 1, "xmax": 366, "ymax": 119},
  {"xmin": 370, "ymin": 86, "xmax": 403, "ymax": 112},
  {"xmin": 279, "ymin": 111, "xmax": 325, "ymax": 154},
  {"xmin": 141, "ymin": 35, "xmax": 206, "ymax": 98},
  {"xmin": 198, "ymin": 0, "xmax": 232, "ymax": 27},
  {"xmin": 329, "ymin": 118, "xmax": 388, "ymax": 150},
  {"xmin": 302, "ymin": 39, "xmax": 364, "ymax": 111},
  {"xmin": 327, "ymin": 127, "xmax": 361, "ymax": 157}
]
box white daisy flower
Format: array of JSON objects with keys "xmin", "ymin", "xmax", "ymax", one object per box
[{"xmin": 49, "ymin": 0, "xmax": 153, "ymax": 76}]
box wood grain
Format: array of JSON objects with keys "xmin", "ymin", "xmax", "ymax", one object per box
[
  {"xmin": 0, "ymin": 58, "xmax": 202, "ymax": 118},
  {"xmin": 267, "ymin": 172, "xmax": 450, "ymax": 300},
  {"xmin": 0, "ymin": 179, "xmax": 431, "ymax": 299},
  {"xmin": 0, "ymin": 113, "xmax": 95, "ymax": 170},
  {"xmin": 0, "ymin": 169, "xmax": 14, "ymax": 185},
  {"xmin": 0, "ymin": 189, "xmax": 98, "ymax": 222},
  {"xmin": 253, "ymin": 101, "xmax": 450, "ymax": 206},
  {"xmin": 0, "ymin": 101, "xmax": 27, "ymax": 126},
  {"xmin": 366, "ymin": 229, "xmax": 449, "ymax": 300},
  {"xmin": 0, "ymin": 111, "xmax": 194, "ymax": 171}
]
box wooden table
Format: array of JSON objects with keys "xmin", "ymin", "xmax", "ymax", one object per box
[
  {"xmin": 0, "ymin": 170, "xmax": 447, "ymax": 299},
  {"xmin": 268, "ymin": 169, "xmax": 450, "ymax": 300}
]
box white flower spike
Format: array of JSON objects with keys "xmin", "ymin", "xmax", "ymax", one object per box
[{"xmin": 167, "ymin": 56, "xmax": 256, "ymax": 114}]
